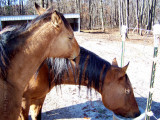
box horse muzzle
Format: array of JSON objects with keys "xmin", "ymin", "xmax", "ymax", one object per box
[
  {"xmin": 69, "ymin": 47, "xmax": 80, "ymax": 60},
  {"xmin": 113, "ymin": 107, "xmax": 140, "ymax": 118}
]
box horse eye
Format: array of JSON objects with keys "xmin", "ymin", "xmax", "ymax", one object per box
[
  {"xmin": 125, "ymin": 88, "xmax": 130, "ymax": 94},
  {"xmin": 68, "ymin": 37, "xmax": 73, "ymax": 40}
]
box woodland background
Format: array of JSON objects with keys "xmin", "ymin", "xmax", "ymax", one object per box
[{"xmin": 0, "ymin": 0, "xmax": 160, "ymax": 33}]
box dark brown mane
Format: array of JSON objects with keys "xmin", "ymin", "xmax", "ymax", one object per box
[
  {"xmin": 44, "ymin": 47, "xmax": 111, "ymax": 92},
  {"xmin": 0, "ymin": 25, "xmax": 27, "ymax": 80},
  {"xmin": 75, "ymin": 47, "xmax": 111, "ymax": 91}
]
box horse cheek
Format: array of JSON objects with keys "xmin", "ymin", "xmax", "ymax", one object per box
[
  {"xmin": 70, "ymin": 37, "xmax": 80, "ymax": 59},
  {"xmin": 101, "ymin": 86, "xmax": 114, "ymax": 110},
  {"xmin": 102, "ymin": 94, "xmax": 110, "ymax": 109}
]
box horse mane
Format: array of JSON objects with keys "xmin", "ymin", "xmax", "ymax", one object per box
[
  {"xmin": 45, "ymin": 58, "xmax": 72, "ymax": 89},
  {"xmin": 0, "ymin": 25, "xmax": 27, "ymax": 80},
  {"xmin": 76, "ymin": 47, "xmax": 111, "ymax": 91},
  {"xmin": 46, "ymin": 46, "xmax": 111, "ymax": 92}
]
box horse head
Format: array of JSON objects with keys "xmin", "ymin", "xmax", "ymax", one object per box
[
  {"xmin": 34, "ymin": 3, "xmax": 80, "ymax": 59},
  {"xmin": 102, "ymin": 58, "xmax": 140, "ymax": 118}
]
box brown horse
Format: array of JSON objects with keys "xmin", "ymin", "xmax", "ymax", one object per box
[
  {"xmin": 0, "ymin": 3, "xmax": 79, "ymax": 120},
  {"xmin": 20, "ymin": 46, "xmax": 140, "ymax": 120}
]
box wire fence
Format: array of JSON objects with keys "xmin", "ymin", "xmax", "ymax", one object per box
[{"xmin": 121, "ymin": 24, "xmax": 160, "ymax": 120}]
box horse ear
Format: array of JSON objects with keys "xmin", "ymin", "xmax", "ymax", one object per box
[
  {"xmin": 35, "ymin": 2, "xmax": 46, "ymax": 15},
  {"xmin": 112, "ymin": 58, "xmax": 118, "ymax": 66},
  {"xmin": 118, "ymin": 62, "xmax": 129, "ymax": 78},
  {"xmin": 51, "ymin": 11, "xmax": 62, "ymax": 28},
  {"xmin": 122, "ymin": 62, "xmax": 129, "ymax": 73}
]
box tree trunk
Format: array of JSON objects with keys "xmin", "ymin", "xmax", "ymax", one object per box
[
  {"xmin": 119, "ymin": 0, "xmax": 122, "ymax": 34},
  {"xmin": 100, "ymin": 0, "xmax": 105, "ymax": 32},
  {"xmin": 136, "ymin": 0, "xmax": 139, "ymax": 33},
  {"xmin": 126, "ymin": 0, "xmax": 129, "ymax": 32},
  {"xmin": 88, "ymin": 0, "xmax": 92, "ymax": 30},
  {"xmin": 19, "ymin": 0, "xmax": 21, "ymax": 14},
  {"xmin": 56, "ymin": 0, "xmax": 60, "ymax": 12},
  {"xmin": 50, "ymin": 0, "xmax": 53, "ymax": 5},
  {"xmin": 21, "ymin": 0, "xmax": 24, "ymax": 14},
  {"xmin": 148, "ymin": 0, "xmax": 153, "ymax": 30},
  {"xmin": 78, "ymin": 0, "xmax": 80, "ymax": 14},
  {"xmin": 75, "ymin": 0, "xmax": 80, "ymax": 14},
  {"xmin": 147, "ymin": 0, "xmax": 156, "ymax": 31},
  {"xmin": 7, "ymin": 0, "xmax": 10, "ymax": 6},
  {"xmin": 46, "ymin": 0, "xmax": 49, "ymax": 8},
  {"xmin": 63, "ymin": 0, "xmax": 67, "ymax": 13},
  {"xmin": 140, "ymin": 0, "xmax": 145, "ymax": 35},
  {"xmin": 152, "ymin": 0, "xmax": 156, "ymax": 25},
  {"xmin": 121, "ymin": 0, "xmax": 124, "ymax": 25},
  {"xmin": 41, "ymin": 0, "xmax": 44, "ymax": 8}
]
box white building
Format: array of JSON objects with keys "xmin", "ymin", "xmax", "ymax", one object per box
[{"xmin": 0, "ymin": 13, "xmax": 80, "ymax": 32}]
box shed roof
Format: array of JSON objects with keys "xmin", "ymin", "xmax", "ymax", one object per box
[{"xmin": 0, "ymin": 13, "xmax": 80, "ymax": 21}]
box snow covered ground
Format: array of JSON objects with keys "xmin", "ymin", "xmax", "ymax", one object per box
[{"xmin": 32, "ymin": 31, "xmax": 160, "ymax": 120}]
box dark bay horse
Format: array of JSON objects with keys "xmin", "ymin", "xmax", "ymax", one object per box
[
  {"xmin": 20, "ymin": 47, "xmax": 140, "ymax": 120},
  {"xmin": 0, "ymin": 3, "xmax": 79, "ymax": 120}
]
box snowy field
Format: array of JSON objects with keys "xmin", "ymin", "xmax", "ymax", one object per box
[{"xmin": 32, "ymin": 31, "xmax": 160, "ymax": 120}]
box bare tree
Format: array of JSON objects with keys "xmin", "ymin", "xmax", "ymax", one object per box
[
  {"xmin": 147, "ymin": 0, "xmax": 157, "ymax": 31},
  {"xmin": 50, "ymin": 0, "xmax": 53, "ymax": 5},
  {"xmin": 140, "ymin": 0, "xmax": 145, "ymax": 35},
  {"xmin": 136, "ymin": 0, "xmax": 139, "ymax": 33},
  {"xmin": 7, "ymin": 0, "xmax": 10, "ymax": 6},
  {"xmin": 126, "ymin": 0, "xmax": 129, "ymax": 32},
  {"xmin": 75, "ymin": 0, "xmax": 80, "ymax": 13},
  {"xmin": 46, "ymin": 0, "xmax": 49, "ymax": 8},
  {"xmin": 56, "ymin": 0, "xmax": 60, "ymax": 11},
  {"xmin": 88, "ymin": 0, "xmax": 92, "ymax": 30},
  {"xmin": 41, "ymin": 0, "xmax": 44, "ymax": 8},
  {"xmin": 119, "ymin": 0, "xmax": 122, "ymax": 34},
  {"xmin": 152, "ymin": 0, "xmax": 156, "ymax": 25},
  {"xmin": 114, "ymin": 1, "xmax": 119, "ymax": 26},
  {"xmin": 0, "ymin": 0, "xmax": 160, "ymax": 31},
  {"xmin": 121, "ymin": 0, "xmax": 124, "ymax": 25},
  {"xmin": 100, "ymin": 0, "xmax": 105, "ymax": 32}
]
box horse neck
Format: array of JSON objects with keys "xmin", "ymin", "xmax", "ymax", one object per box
[{"xmin": 7, "ymin": 24, "xmax": 56, "ymax": 91}]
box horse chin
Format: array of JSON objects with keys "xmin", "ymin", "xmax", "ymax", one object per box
[
  {"xmin": 69, "ymin": 46, "xmax": 80, "ymax": 60},
  {"xmin": 68, "ymin": 55, "xmax": 76, "ymax": 60},
  {"xmin": 113, "ymin": 109, "xmax": 140, "ymax": 118},
  {"xmin": 68, "ymin": 51, "xmax": 79, "ymax": 60}
]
